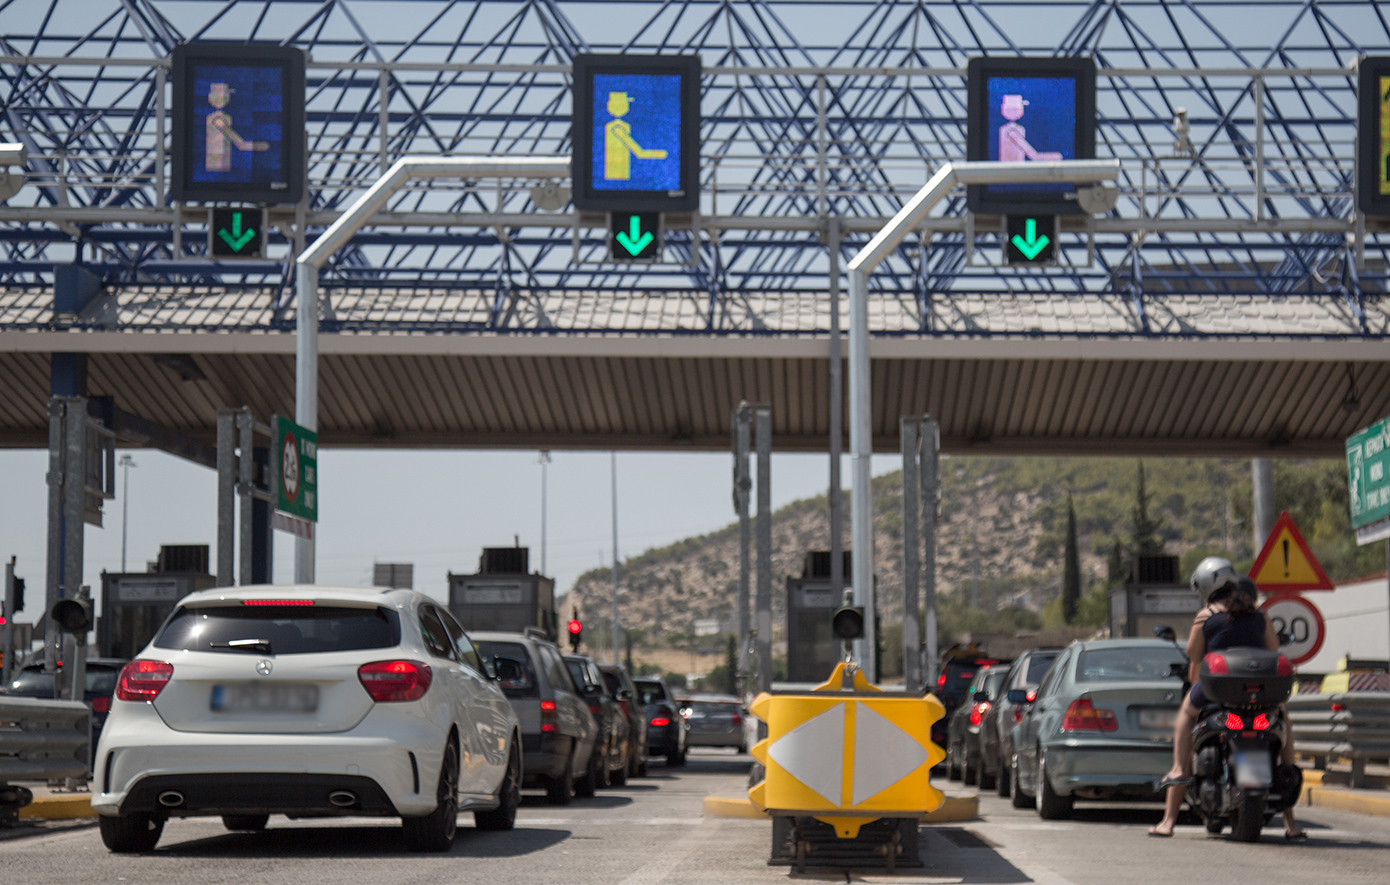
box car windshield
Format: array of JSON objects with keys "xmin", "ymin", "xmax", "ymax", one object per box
[
  {"xmin": 601, "ymin": 672, "xmax": 623, "ymax": 695},
  {"xmin": 1025, "ymin": 653, "xmax": 1060, "ymax": 685},
  {"xmin": 1076, "ymin": 647, "xmax": 1187, "ymax": 683},
  {"xmin": 634, "ymin": 680, "xmax": 667, "ymax": 705},
  {"xmin": 474, "ymin": 641, "xmax": 539, "ymax": 699},
  {"xmin": 154, "ymin": 605, "xmax": 400, "ymax": 655},
  {"xmin": 4, "ymin": 665, "xmax": 120, "ymax": 696}
]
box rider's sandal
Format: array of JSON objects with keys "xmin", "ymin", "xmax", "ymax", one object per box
[{"xmin": 1154, "ymin": 775, "xmax": 1191, "ymax": 790}]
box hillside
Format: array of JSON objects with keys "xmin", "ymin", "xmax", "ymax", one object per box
[{"xmin": 565, "ymin": 456, "xmax": 1373, "ymax": 652}]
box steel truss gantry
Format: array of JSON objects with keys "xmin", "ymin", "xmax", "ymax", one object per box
[{"xmin": 0, "ymin": 0, "xmax": 1387, "ymax": 339}]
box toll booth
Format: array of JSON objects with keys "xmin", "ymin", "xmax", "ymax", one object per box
[
  {"xmin": 448, "ymin": 547, "xmax": 556, "ymax": 640},
  {"xmin": 785, "ymin": 551, "xmax": 852, "ymax": 683},
  {"xmin": 1108, "ymin": 554, "xmax": 1199, "ymax": 639},
  {"xmin": 99, "ymin": 545, "xmax": 216, "ymax": 658}
]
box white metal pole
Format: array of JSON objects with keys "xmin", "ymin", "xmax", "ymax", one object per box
[
  {"xmin": 611, "ymin": 451, "xmax": 620, "ymax": 666},
  {"xmin": 538, "ymin": 450, "xmax": 550, "ymax": 575},
  {"xmin": 119, "ymin": 454, "xmax": 135, "ymax": 572},
  {"xmin": 295, "ymin": 263, "xmax": 318, "ymax": 584}
]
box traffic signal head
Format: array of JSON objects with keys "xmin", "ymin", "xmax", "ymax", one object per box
[
  {"xmin": 831, "ymin": 605, "xmax": 865, "ymax": 640},
  {"xmin": 51, "ymin": 596, "xmax": 93, "ymax": 635},
  {"xmin": 567, "ymin": 618, "xmax": 583, "ymax": 650}
]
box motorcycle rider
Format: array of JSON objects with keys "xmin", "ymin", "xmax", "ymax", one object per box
[{"xmin": 1148, "ymin": 557, "xmax": 1304, "ymax": 838}]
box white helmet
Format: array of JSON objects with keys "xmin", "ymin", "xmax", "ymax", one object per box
[{"xmin": 1190, "ymin": 556, "xmax": 1239, "ymax": 604}]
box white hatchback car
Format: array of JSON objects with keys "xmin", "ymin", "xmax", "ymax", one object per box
[{"xmin": 92, "ymin": 585, "xmax": 521, "ymax": 853}]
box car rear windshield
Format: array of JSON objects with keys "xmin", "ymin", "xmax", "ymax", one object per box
[
  {"xmin": 634, "ymin": 680, "xmax": 667, "ymax": 705},
  {"xmin": 1025, "ymin": 653, "xmax": 1060, "ymax": 685},
  {"xmin": 5, "ymin": 665, "xmax": 120, "ymax": 696},
  {"xmin": 153, "ymin": 605, "xmax": 400, "ymax": 655},
  {"xmin": 601, "ymin": 671, "xmax": 623, "ymax": 695},
  {"xmin": 940, "ymin": 663, "xmax": 980, "ymax": 698},
  {"xmin": 474, "ymin": 641, "xmax": 539, "ymax": 699},
  {"xmin": 1075, "ymin": 647, "xmax": 1186, "ymax": 683},
  {"xmin": 684, "ymin": 701, "xmax": 740, "ymax": 717}
]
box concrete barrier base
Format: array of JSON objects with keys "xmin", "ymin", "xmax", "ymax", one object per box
[
  {"xmin": 18, "ymin": 795, "xmax": 94, "ymax": 821},
  {"xmin": 703, "ymin": 794, "xmax": 979, "ymax": 823}
]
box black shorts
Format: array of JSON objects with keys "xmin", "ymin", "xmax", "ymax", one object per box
[{"xmin": 1188, "ymin": 683, "xmax": 1207, "ymax": 708}]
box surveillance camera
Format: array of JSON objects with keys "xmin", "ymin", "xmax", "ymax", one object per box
[{"xmin": 0, "ymin": 143, "xmax": 27, "ymax": 167}]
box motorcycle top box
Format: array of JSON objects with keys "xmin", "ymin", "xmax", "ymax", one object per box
[{"xmin": 1198, "ymin": 648, "xmax": 1294, "ymax": 709}]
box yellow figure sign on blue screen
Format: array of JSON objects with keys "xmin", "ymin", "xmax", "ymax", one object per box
[{"xmin": 603, "ymin": 91, "xmax": 668, "ymax": 182}]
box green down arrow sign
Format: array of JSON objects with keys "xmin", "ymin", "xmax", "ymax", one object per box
[
  {"xmin": 210, "ymin": 207, "xmax": 264, "ymax": 258},
  {"xmin": 610, "ymin": 212, "xmax": 660, "ymax": 260},
  {"xmin": 219, "ymin": 212, "xmax": 257, "ymax": 251},
  {"xmin": 1005, "ymin": 215, "xmax": 1056, "ymax": 265}
]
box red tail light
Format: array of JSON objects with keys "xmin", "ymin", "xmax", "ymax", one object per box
[
  {"xmin": 1025, "ymin": 689, "xmax": 1037, "ymax": 702},
  {"xmin": 588, "ymin": 701, "xmax": 604, "ymax": 716},
  {"xmin": 1331, "ymin": 703, "xmax": 1346, "ymax": 712},
  {"xmin": 1253, "ymin": 713, "xmax": 1270, "ymax": 730},
  {"xmin": 91, "ymin": 696, "xmax": 111, "ymax": 714},
  {"xmin": 541, "ymin": 699, "xmax": 558, "ymax": 732},
  {"xmin": 1276, "ymin": 655, "xmax": 1293, "ymax": 676},
  {"xmin": 1061, "ymin": 698, "xmax": 1117, "ymax": 732},
  {"xmin": 1204, "ymin": 653, "xmax": 1229, "ymax": 675},
  {"xmin": 1225, "ymin": 712, "xmax": 1244, "ymax": 730},
  {"xmin": 115, "ymin": 660, "xmax": 173, "ymax": 702},
  {"xmin": 731, "ymin": 712, "xmax": 743, "ymax": 727},
  {"xmin": 969, "ymin": 702, "xmax": 991, "ymax": 726},
  {"xmin": 1012, "ymin": 709, "xmax": 1023, "ymax": 724},
  {"xmin": 937, "ymin": 673, "xmax": 947, "ymax": 687},
  {"xmin": 357, "ymin": 660, "xmax": 432, "ymax": 702},
  {"xmin": 651, "ymin": 717, "xmax": 671, "ymax": 727},
  {"xmin": 241, "ymin": 599, "xmax": 314, "ymax": 606}
]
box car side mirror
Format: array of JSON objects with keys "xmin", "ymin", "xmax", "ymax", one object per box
[
  {"xmin": 584, "ymin": 683, "xmax": 603, "ymax": 697},
  {"xmin": 616, "ymin": 688, "xmax": 633, "ymax": 702},
  {"xmin": 481, "ymin": 657, "xmax": 497, "ymax": 680},
  {"xmin": 1153, "ymin": 625, "xmax": 1177, "ymax": 642},
  {"xmin": 1006, "ymin": 689, "xmax": 1030, "ymax": 704}
]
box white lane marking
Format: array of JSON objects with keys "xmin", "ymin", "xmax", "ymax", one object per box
[
  {"xmin": 614, "ymin": 814, "xmax": 724, "ymax": 885},
  {"xmin": 517, "ymin": 817, "xmax": 710, "ymax": 826}
]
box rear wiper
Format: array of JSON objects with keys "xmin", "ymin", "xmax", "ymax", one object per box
[{"xmin": 209, "ymin": 638, "xmax": 273, "ymax": 654}]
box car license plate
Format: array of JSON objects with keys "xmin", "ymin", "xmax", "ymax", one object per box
[
  {"xmin": 1138, "ymin": 708, "xmax": 1177, "ymax": 729},
  {"xmin": 211, "ymin": 683, "xmax": 319, "ymax": 713}
]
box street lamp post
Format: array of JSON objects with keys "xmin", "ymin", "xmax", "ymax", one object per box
[{"xmin": 118, "ymin": 454, "xmax": 137, "ymax": 572}]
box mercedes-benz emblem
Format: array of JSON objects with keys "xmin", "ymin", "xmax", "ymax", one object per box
[{"xmin": 256, "ymin": 659, "xmax": 273, "ymax": 676}]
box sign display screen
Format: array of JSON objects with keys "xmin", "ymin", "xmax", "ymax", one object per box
[
  {"xmin": 172, "ymin": 43, "xmax": 305, "ymax": 204},
  {"xmin": 572, "ymin": 54, "xmax": 700, "ymax": 212},
  {"xmin": 967, "ymin": 57, "xmax": 1096, "ymax": 214},
  {"xmin": 1358, "ymin": 58, "xmax": 1390, "ymax": 216}
]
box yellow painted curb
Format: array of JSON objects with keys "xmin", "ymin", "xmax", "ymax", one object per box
[
  {"xmin": 1302, "ymin": 770, "xmax": 1324, "ymax": 787},
  {"xmin": 19, "ymin": 795, "xmax": 94, "ymax": 820},
  {"xmin": 1302, "ymin": 786, "xmax": 1390, "ymax": 818},
  {"xmin": 702, "ymin": 794, "xmax": 979, "ymax": 823}
]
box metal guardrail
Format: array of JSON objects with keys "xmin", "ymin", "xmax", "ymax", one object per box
[
  {"xmin": 0, "ymin": 697, "xmax": 90, "ymax": 823},
  {"xmin": 1288, "ymin": 693, "xmax": 1390, "ymax": 789}
]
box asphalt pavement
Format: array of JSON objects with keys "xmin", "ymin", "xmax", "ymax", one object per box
[{"xmin": 4, "ymin": 749, "xmax": 1390, "ymax": 884}]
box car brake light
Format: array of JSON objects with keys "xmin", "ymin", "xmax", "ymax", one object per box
[
  {"xmin": 969, "ymin": 702, "xmax": 991, "ymax": 726},
  {"xmin": 1225, "ymin": 712, "xmax": 1244, "ymax": 730},
  {"xmin": 1061, "ymin": 698, "xmax": 1117, "ymax": 732},
  {"xmin": 540, "ymin": 699, "xmax": 558, "ymax": 732},
  {"xmin": 1253, "ymin": 713, "xmax": 1270, "ymax": 730},
  {"xmin": 91, "ymin": 696, "xmax": 111, "ymax": 714},
  {"xmin": 1331, "ymin": 703, "xmax": 1346, "ymax": 712},
  {"xmin": 937, "ymin": 673, "xmax": 946, "ymax": 688},
  {"xmin": 731, "ymin": 712, "xmax": 743, "ymax": 727},
  {"xmin": 1012, "ymin": 709, "xmax": 1023, "ymax": 724},
  {"xmin": 1204, "ymin": 653, "xmax": 1228, "ymax": 675},
  {"xmin": 115, "ymin": 660, "xmax": 173, "ymax": 702},
  {"xmin": 1276, "ymin": 655, "xmax": 1293, "ymax": 676},
  {"xmin": 588, "ymin": 701, "xmax": 604, "ymax": 716},
  {"xmin": 1025, "ymin": 690, "xmax": 1037, "ymax": 702},
  {"xmin": 651, "ymin": 717, "xmax": 671, "ymax": 727},
  {"xmin": 358, "ymin": 660, "xmax": 432, "ymax": 702},
  {"xmin": 240, "ymin": 599, "xmax": 315, "ymax": 606}
]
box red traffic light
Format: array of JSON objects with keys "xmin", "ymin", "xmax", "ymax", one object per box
[{"xmin": 567, "ymin": 619, "xmax": 582, "ymax": 635}]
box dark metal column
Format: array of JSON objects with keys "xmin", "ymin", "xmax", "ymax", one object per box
[
  {"xmin": 828, "ymin": 218, "xmax": 844, "ymax": 606},
  {"xmin": 733, "ymin": 404, "xmax": 752, "ymax": 690},
  {"xmin": 237, "ymin": 409, "xmax": 255, "ymax": 585},
  {"xmin": 921, "ymin": 417, "xmax": 940, "ymax": 689},
  {"xmin": 215, "ymin": 410, "xmax": 236, "ymax": 586},
  {"xmin": 755, "ymin": 405, "xmax": 773, "ymax": 697},
  {"xmin": 900, "ymin": 418, "xmax": 920, "ymax": 691},
  {"xmin": 251, "ymin": 447, "xmax": 274, "ymax": 584}
]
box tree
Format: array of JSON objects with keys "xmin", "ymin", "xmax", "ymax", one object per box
[
  {"xmin": 1130, "ymin": 460, "xmax": 1165, "ymax": 556},
  {"xmin": 1107, "ymin": 537, "xmax": 1126, "ymax": 583},
  {"xmin": 1062, "ymin": 494, "xmax": 1081, "ymax": 624}
]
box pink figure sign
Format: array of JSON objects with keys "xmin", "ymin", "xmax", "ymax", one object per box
[
  {"xmin": 998, "ymin": 94, "xmax": 1063, "ymax": 162},
  {"xmin": 204, "ymin": 82, "xmax": 268, "ymax": 172}
]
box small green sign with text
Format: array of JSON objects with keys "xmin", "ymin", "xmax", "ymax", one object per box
[
  {"xmin": 274, "ymin": 415, "xmax": 317, "ymax": 522},
  {"xmin": 1346, "ymin": 418, "xmax": 1390, "ymax": 531}
]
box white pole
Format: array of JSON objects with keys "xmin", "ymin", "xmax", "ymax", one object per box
[
  {"xmin": 611, "ymin": 451, "xmax": 620, "ymax": 666},
  {"xmin": 295, "ymin": 263, "xmax": 318, "ymax": 584},
  {"xmin": 118, "ymin": 454, "xmax": 136, "ymax": 572},
  {"xmin": 539, "ymin": 450, "xmax": 551, "ymax": 575}
]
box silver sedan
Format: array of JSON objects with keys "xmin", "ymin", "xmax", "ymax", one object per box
[{"xmin": 1009, "ymin": 638, "xmax": 1186, "ymax": 819}]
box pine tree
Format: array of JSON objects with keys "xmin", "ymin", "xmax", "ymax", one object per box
[
  {"xmin": 1130, "ymin": 460, "xmax": 1165, "ymax": 556},
  {"xmin": 1108, "ymin": 537, "xmax": 1126, "ymax": 583},
  {"xmin": 1062, "ymin": 494, "xmax": 1081, "ymax": 623}
]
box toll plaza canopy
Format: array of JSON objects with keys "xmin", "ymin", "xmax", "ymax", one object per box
[{"xmin": 1, "ymin": 1, "xmax": 1388, "ymax": 457}]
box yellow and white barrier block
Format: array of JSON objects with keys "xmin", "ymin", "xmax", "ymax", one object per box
[{"xmin": 748, "ymin": 663, "xmax": 946, "ymax": 838}]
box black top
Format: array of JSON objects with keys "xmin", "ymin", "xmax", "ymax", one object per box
[{"xmin": 1202, "ymin": 609, "xmax": 1267, "ymax": 651}]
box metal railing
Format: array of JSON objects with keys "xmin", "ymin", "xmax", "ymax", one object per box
[
  {"xmin": 1288, "ymin": 692, "xmax": 1390, "ymax": 789},
  {"xmin": 0, "ymin": 696, "xmax": 90, "ymax": 823}
]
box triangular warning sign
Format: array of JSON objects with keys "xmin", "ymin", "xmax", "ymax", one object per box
[{"xmin": 1249, "ymin": 511, "xmax": 1334, "ymax": 593}]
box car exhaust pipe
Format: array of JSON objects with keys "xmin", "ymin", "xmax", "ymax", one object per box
[
  {"xmin": 328, "ymin": 790, "xmax": 357, "ymax": 807},
  {"xmin": 157, "ymin": 791, "xmax": 185, "ymax": 807}
]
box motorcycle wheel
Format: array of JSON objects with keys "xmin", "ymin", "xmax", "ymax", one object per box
[
  {"xmin": 1204, "ymin": 817, "xmax": 1224, "ymax": 835},
  {"xmin": 1231, "ymin": 792, "xmax": 1264, "ymax": 842}
]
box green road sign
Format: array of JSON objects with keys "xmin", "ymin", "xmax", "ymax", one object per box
[
  {"xmin": 609, "ymin": 212, "xmax": 661, "ymax": 261},
  {"xmin": 1005, "ymin": 215, "xmax": 1056, "ymax": 265},
  {"xmin": 1346, "ymin": 418, "xmax": 1390, "ymax": 531},
  {"xmin": 209, "ymin": 207, "xmax": 266, "ymax": 258},
  {"xmin": 274, "ymin": 414, "xmax": 317, "ymax": 522}
]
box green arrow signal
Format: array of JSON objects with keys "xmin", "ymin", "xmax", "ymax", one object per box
[
  {"xmin": 1010, "ymin": 217, "xmax": 1050, "ymax": 260},
  {"xmin": 613, "ymin": 215, "xmax": 655, "ymax": 256},
  {"xmin": 217, "ymin": 211, "xmax": 257, "ymax": 252}
]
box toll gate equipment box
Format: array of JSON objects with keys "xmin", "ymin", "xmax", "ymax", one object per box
[
  {"xmin": 99, "ymin": 545, "xmax": 216, "ymax": 659},
  {"xmin": 785, "ymin": 551, "xmax": 853, "ymax": 683},
  {"xmin": 1108, "ymin": 555, "xmax": 1199, "ymax": 639},
  {"xmin": 448, "ymin": 547, "xmax": 556, "ymax": 640}
]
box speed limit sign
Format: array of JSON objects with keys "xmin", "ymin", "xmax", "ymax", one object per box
[{"xmin": 1260, "ymin": 594, "xmax": 1326, "ymax": 665}]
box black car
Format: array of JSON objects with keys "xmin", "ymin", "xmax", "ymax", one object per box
[
  {"xmin": 980, "ymin": 647, "xmax": 1063, "ymax": 798},
  {"xmin": 2, "ymin": 658, "xmax": 126, "ymax": 763},
  {"xmin": 632, "ymin": 676, "xmax": 687, "ymax": 766},
  {"xmin": 599, "ymin": 664, "xmax": 649, "ymax": 778},
  {"xmin": 945, "ymin": 665, "xmax": 1009, "ymax": 785},
  {"xmin": 563, "ymin": 654, "xmax": 630, "ymax": 793},
  {"xmin": 931, "ymin": 652, "xmax": 1000, "ymax": 761}
]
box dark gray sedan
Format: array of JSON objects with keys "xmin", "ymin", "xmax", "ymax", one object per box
[
  {"xmin": 980, "ymin": 647, "xmax": 1062, "ymax": 797},
  {"xmin": 1009, "ymin": 639, "xmax": 1186, "ymax": 819}
]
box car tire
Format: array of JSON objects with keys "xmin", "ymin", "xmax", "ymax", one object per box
[
  {"xmin": 1035, "ymin": 751, "xmax": 1073, "ymax": 821},
  {"xmin": 636, "ymin": 753, "xmax": 649, "ymax": 777},
  {"xmin": 475, "ymin": 740, "xmax": 521, "ymax": 832},
  {"xmin": 403, "ymin": 740, "xmax": 459, "ymax": 852},
  {"xmin": 996, "ymin": 758, "xmax": 1011, "ymax": 798},
  {"xmin": 98, "ymin": 812, "xmax": 164, "ymax": 853},
  {"xmin": 611, "ymin": 748, "xmax": 628, "ymax": 786},
  {"xmin": 222, "ymin": 814, "xmax": 269, "ymax": 832},
  {"xmin": 667, "ymin": 743, "xmax": 686, "ymax": 767},
  {"xmin": 947, "ymin": 743, "xmax": 962, "ymax": 781},
  {"xmin": 963, "ymin": 753, "xmax": 978, "ymax": 786},
  {"xmin": 575, "ymin": 738, "xmax": 602, "ymax": 798},
  {"xmin": 979, "ymin": 763, "xmax": 996, "ymax": 792},
  {"xmin": 1009, "ymin": 756, "xmax": 1031, "ymax": 809},
  {"xmin": 546, "ymin": 750, "xmax": 575, "ymax": 805}
]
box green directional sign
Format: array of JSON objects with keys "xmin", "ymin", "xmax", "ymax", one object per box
[
  {"xmin": 273, "ymin": 414, "xmax": 317, "ymax": 522},
  {"xmin": 209, "ymin": 207, "xmax": 266, "ymax": 259},
  {"xmin": 609, "ymin": 212, "xmax": 661, "ymax": 261},
  {"xmin": 1347, "ymin": 418, "xmax": 1390, "ymax": 534},
  {"xmin": 1004, "ymin": 214, "xmax": 1057, "ymax": 266}
]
